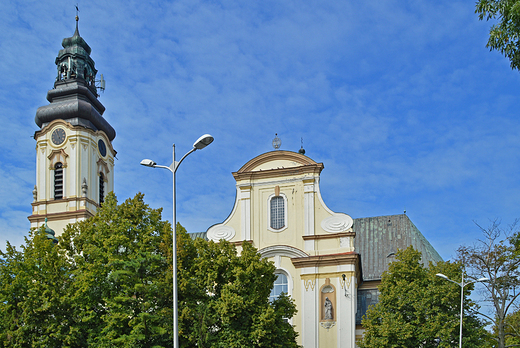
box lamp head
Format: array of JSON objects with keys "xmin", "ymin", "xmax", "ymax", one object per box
[
  {"xmin": 140, "ymin": 159, "xmax": 156, "ymax": 167},
  {"xmin": 193, "ymin": 134, "xmax": 214, "ymax": 150},
  {"xmin": 435, "ymin": 273, "xmax": 449, "ymax": 280},
  {"xmin": 477, "ymin": 277, "xmax": 490, "ymax": 282}
]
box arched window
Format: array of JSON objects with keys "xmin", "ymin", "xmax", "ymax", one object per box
[
  {"xmin": 270, "ymin": 196, "xmax": 285, "ymax": 230},
  {"xmin": 54, "ymin": 162, "xmax": 63, "ymax": 199},
  {"xmin": 270, "ymin": 273, "xmax": 288, "ymax": 302},
  {"xmin": 99, "ymin": 173, "xmax": 105, "ymax": 204}
]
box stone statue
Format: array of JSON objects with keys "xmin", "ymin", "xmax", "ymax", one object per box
[{"xmin": 324, "ymin": 297, "xmax": 333, "ymax": 320}]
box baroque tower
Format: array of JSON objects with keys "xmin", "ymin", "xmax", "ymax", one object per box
[{"xmin": 28, "ymin": 15, "xmax": 116, "ymax": 235}]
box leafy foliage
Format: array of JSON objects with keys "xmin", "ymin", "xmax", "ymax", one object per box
[
  {"xmin": 457, "ymin": 220, "xmax": 520, "ymax": 348},
  {"xmin": 476, "ymin": 0, "xmax": 520, "ymax": 71},
  {"xmin": 0, "ymin": 228, "xmax": 75, "ymax": 347},
  {"xmin": 177, "ymin": 229, "xmax": 299, "ymax": 348},
  {"xmin": 358, "ymin": 246, "xmax": 487, "ymax": 348},
  {"xmin": 0, "ymin": 193, "xmax": 298, "ymax": 347}
]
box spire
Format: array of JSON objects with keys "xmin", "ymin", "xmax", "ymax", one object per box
[{"xmin": 34, "ymin": 9, "xmax": 116, "ymax": 141}]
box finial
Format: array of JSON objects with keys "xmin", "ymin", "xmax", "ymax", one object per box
[
  {"xmin": 74, "ymin": 4, "xmax": 80, "ymax": 36},
  {"xmin": 298, "ymin": 137, "xmax": 306, "ymax": 155},
  {"xmin": 272, "ymin": 133, "xmax": 281, "ymax": 150}
]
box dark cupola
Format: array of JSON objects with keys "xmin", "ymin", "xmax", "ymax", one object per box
[{"xmin": 35, "ymin": 15, "xmax": 115, "ymax": 141}]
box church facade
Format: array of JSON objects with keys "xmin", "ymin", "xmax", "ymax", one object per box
[
  {"xmin": 199, "ymin": 150, "xmax": 442, "ymax": 348},
  {"xmin": 28, "ymin": 16, "xmax": 116, "ymax": 235}
]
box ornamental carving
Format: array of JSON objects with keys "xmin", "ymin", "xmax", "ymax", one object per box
[
  {"xmin": 207, "ymin": 225, "xmax": 236, "ymax": 242},
  {"xmin": 321, "ymin": 213, "xmax": 353, "ymax": 233}
]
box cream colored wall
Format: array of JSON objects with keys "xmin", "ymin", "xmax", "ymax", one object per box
[
  {"xmin": 207, "ymin": 152, "xmax": 358, "ymax": 347},
  {"xmin": 31, "ymin": 120, "xmax": 115, "ymax": 236}
]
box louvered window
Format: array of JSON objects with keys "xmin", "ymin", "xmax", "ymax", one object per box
[
  {"xmin": 54, "ymin": 163, "xmax": 63, "ymax": 199},
  {"xmin": 99, "ymin": 173, "xmax": 105, "ymax": 204}
]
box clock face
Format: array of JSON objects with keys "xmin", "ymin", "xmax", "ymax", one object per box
[
  {"xmin": 98, "ymin": 139, "xmax": 107, "ymax": 157},
  {"xmin": 51, "ymin": 128, "xmax": 66, "ymax": 145}
]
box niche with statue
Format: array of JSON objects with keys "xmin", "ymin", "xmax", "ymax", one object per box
[{"xmin": 320, "ymin": 278, "xmax": 336, "ymax": 329}]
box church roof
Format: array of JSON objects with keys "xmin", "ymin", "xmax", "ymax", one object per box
[{"xmin": 354, "ymin": 214, "xmax": 443, "ymax": 281}]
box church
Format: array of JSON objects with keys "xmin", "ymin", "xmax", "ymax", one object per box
[
  {"xmin": 195, "ymin": 147, "xmax": 443, "ymax": 347},
  {"xmin": 27, "ymin": 17, "xmax": 442, "ymax": 348}
]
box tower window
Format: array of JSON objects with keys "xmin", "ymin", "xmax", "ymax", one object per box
[
  {"xmin": 54, "ymin": 162, "xmax": 63, "ymax": 199},
  {"xmin": 99, "ymin": 173, "xmax": 105, "ymax": 204},
  {"xmin": 270, "ymin": 273, "xmax": 289, "ymax": 302},
  {"xmin": 270, "ymin": 196, "xmax": 285, "ymax": 230}
]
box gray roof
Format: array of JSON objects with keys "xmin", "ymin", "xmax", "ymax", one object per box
[
  {"xmin": 354, "ymin": 214, "xmax": 443, "ymax": 281},
  {"xmin": 189, "ymin": 213, "xmax": 443, "ymax": 282}
]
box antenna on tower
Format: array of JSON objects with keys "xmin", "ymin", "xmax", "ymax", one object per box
[{"xmin": 95, "ymin": 74, "xmax": 106, "ymax": 94}]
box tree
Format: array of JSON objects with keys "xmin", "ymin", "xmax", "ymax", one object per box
[
  {"xmin": 359, "ymin": 246, "xmax": 487, "ymax": 348},
  {"xmin": 177, "ymin": 228, "xmax": 299, "ymax": 348},
  {"xmin": 476, "ymin": 0, "xmax": 520, "ymax": 71},
  {"xmin": 457, "ymin": 220, "xmax": 520, "ymax": 348},
  {"xmin": 1, "ymin": 192, "xmax": 298, "ymax": 347},
  {"xmin": 60, "ymin": 192, "xmax": 173, "ymax": 347},
  {"xmin": 0, "ymin": 227, "xmax": 76, "ymax": 347}
]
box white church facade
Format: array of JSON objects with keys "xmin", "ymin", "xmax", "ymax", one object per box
[{"xmin": 197, "ymin": 149, "xmax": 443, "ymax": 347}]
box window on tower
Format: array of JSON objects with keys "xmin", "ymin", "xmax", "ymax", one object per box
[
  {"xmin": 54, "ymin": 162, "xmax": 63, "ymax": 199},
  {"xmin": 99, "ymin": 173, "xmax": 105, "ymax": 204}
]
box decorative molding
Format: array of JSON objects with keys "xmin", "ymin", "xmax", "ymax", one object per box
[
  {"xmin": 292, "ymin": 252, "xmax": 360, "ymax": 268},
  {"xmin": 233, "ymin": 164, "xmax": 324, "ymax": 181},
  {"xmin": 236, "ymin": 151, "xmax": 318, "ymax": 173},
  {"xmin": 28, "ymin": 208, "xmax": 95, "ymax": 224},
  {"xmin": 320, "ymin": 321, "xmax": 336, "ymax": 330},
  {"xmin": 303, "ymin": 279, "xmax": 316, "ymax": 291},
  {"xmin": 321, "ymin": 213, "xmax": 353, "ymax": 233},
  {"xmin": 258, "ymin": 245, "xmax": 309, "ymax": 259},
  {"xmin": 47, "ymin": 149, "xmax": 69, "ymax": 169},
  {"xmin": 207, "ymin": 224, "xmax": 236, "ymax": 242},
  {"xmin": 302, "ymin": 232, "xmax": 355, "ymax": 240}
]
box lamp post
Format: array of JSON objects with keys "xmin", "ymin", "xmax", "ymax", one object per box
[
  {"xmin": 141, "ymin": 134, "xmax": 214, "ymax": 348},
  {"xmin": 435, "ymin": 272, "xmax": 488, "ymax": 348}
]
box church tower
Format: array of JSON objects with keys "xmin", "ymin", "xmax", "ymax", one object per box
[{"xmin": 28, "ymin": 15, "xmax": 116, "ymax": 236}]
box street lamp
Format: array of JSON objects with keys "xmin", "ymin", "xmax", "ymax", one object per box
[
  {"xmin": 435, "ymin": 272, "xmax": 488, "ymax": 348},
  {"xmin": 140, "ymin": 133, "xmax": 214, "ymax": 348}
]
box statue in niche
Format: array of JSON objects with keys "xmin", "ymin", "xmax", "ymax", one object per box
[{"xmin": 324, "ymin": 297, "xmax": 333, "ymax": 320}]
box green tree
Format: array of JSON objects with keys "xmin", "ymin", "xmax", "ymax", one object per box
[
  {"xmin": 0, "ymin": 227, "xmax": 76, "ymax": 347},
  {"xmin": 503, "ymin": 310, "xmax": 520, "ymax": 346},
  {"xmin": 476, "ymin": 0, "xmax": 520, "ymax": 71},
  {"xmin": 60, "ymin": 192, "xmax": 173, "ymax": 347},
  {"xmin": 457, "ymin": 220, "xmax": 520, "ymax": 348},
  {"xmin": 177, "ymin": 229, "xmax": 299, "ymax": 348},
  {"xmin": 359, "ymin": 246, "xmax": 487, "ymax": 348},
  {"xmin": 1, "ymin": 193, "xmax": 298, "ymax": 347}
]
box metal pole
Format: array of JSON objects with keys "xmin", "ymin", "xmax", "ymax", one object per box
[
  {"xmin": 172, "ymin": 144, "xmax": 178, "ymax": 348},
  {"xmin": 459, "ymin": 273, "xmax": 464, "ymax": 348}
]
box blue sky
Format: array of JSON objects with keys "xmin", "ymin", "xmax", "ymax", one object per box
[{"xmin": 1, "ymin": 0, "xmax": 519, "ymax": 262}]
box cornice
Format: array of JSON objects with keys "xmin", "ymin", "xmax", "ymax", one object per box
[
  {"xmin": 31, "ymin": 196, "xmax": 99, "ymax": 209},
  {"xmin": 291, "ymin": 252, "xmax": 360, "ymax": 269},
  {"xmin": 233, "ymin": 163, "xmax": 324, "ymax": 181},
  {"xmin": 302, "ymin": 232, "xmax": 355, "ymax": 240},
  {"xmin": 28, "ymin": 209, "xmax": 94, "ymax": 224},
  {"xmin": 237, "ymin": 151, "xmax": 318, "ymax": 173}
]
